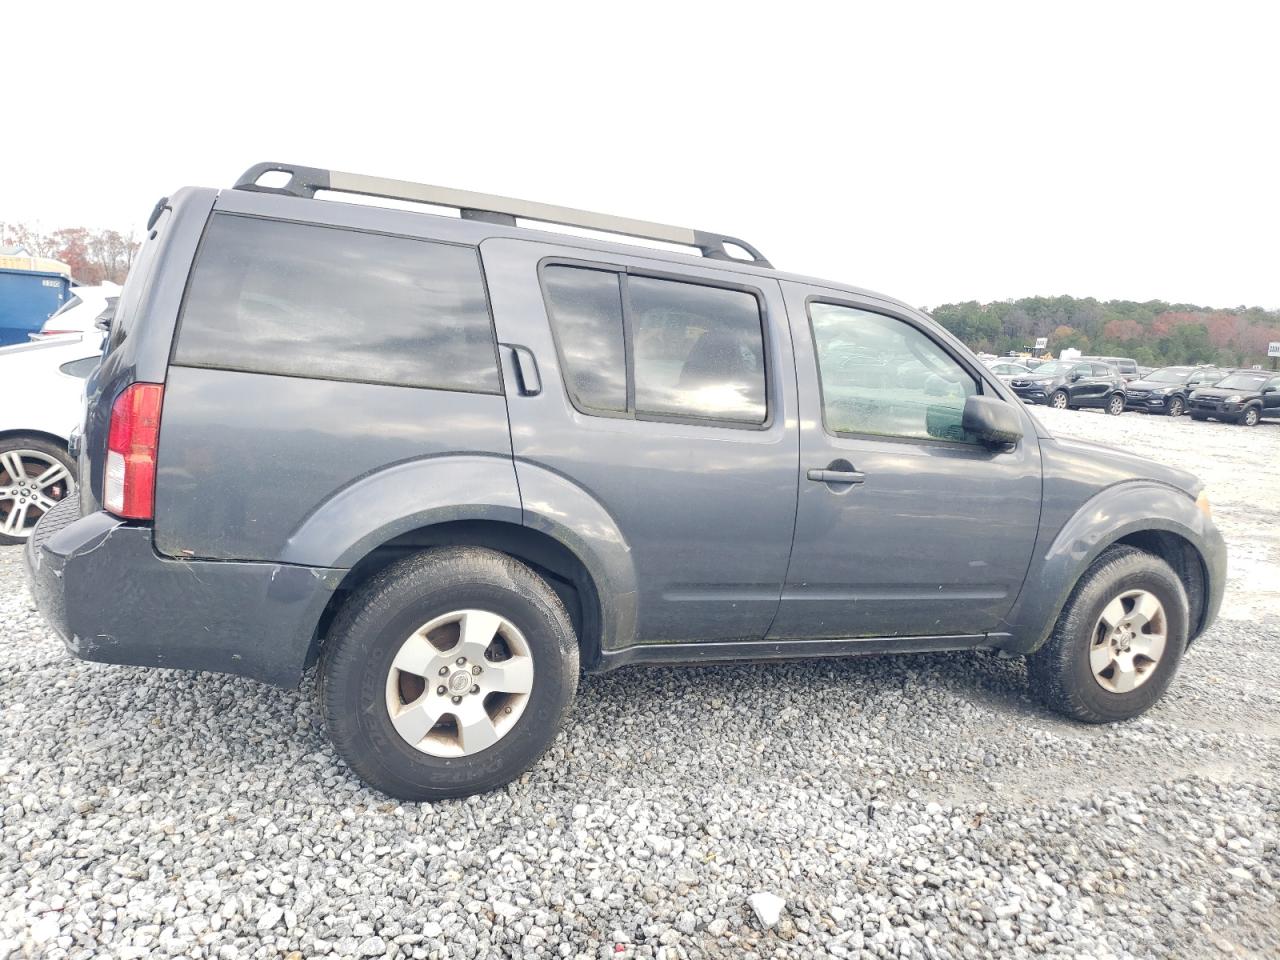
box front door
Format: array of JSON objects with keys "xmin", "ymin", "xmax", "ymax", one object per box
[
  {"xmin": 481, "ymin": 239, "xmax": 800, "ymax": 645},
  {"xmin": 770, "ymin": 284, "xmax": 1042, "ymax": 640}
]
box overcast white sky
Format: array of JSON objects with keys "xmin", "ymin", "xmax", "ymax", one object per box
[{"xmin": 3, "ymin": 1, "xmax": 1277, "ymax": 309}]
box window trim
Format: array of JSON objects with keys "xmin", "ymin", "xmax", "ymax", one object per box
[
  {"xmin": 804, "ymin": 295, "xmax": 997, "ymax": 449},
  {"xmin": 537, "ymin": 256, "xmax": 775, "ymax": 431},
  {"xmin": 170, "ymin": 211, "xmax": 506, "ymax": 397}
]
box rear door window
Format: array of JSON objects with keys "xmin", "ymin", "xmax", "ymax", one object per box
[
  {"xmin": 175, "ymin": 214, "xmax": 501, "ymax": 393},
  {"xmin": 541, "ymin": 265, "xmax": 768, "ymax": 426}
]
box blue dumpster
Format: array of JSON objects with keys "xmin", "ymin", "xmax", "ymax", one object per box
[{"xmin": 0, "ymin": 264, "xmax": 74, "ymax": 346}]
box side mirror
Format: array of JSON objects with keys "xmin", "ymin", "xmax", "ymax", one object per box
[
  {"xmin": 1264, "ymin": 386, "xmax": 1277, "ymax": 395},
  {"xmin": 962, "ymin": 395, "xmax": 1023, "ymax": 449},
  {"xmin": 1069, "ymin": 372, "xmax": 1081, "ymax": 382}
]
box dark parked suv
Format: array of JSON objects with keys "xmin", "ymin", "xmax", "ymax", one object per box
[
  {"xmin": 1187, "ymin": 370, "xmax": 1280, "ymax": 426},
  {"xmin": 25, "ymin": 164, "xmax": 1226, "ymax": 800},
  {"xmin": 1123, "ymin": 365, "xmax": 1228, "ymax": 417},
  {"xmin": 1009, "ymin": 359, "xmax": 1127, "ymax": 414}
]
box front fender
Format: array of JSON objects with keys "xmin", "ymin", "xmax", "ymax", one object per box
[
  {"xmin": 279, "ymin": 454, "xmax": 522, "ymax": 568},
  {"xmin": 1000, "ymin": 480, "xmax": 1226, "ymax": 653},
  {"xmin": 514, "ymin": 461, "xmax": 639, "ymax": 657}
]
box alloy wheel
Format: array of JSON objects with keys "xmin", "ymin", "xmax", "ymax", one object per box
[
  {"xmin": 384, "ymin": 609, "xmax": 535, "ymax": 757},
  {"xmin": 1052, "ymin": 392, "xmax": 1069, "ymax": 409},
  {"xmin": 1089, "ymin": 589, "xmax": 1167, "ymax": 694},
  {"xmin": 1167, "ymin": 397, "xmax": 1183, "ymax": 417},
  {"xmin": 1108, "ymin": 395, "xmax": 1124, "ymax": 415},
  {"xmin": 0, "ymin": 450, "xmax": 72, "ymax": 539},
  {"xmin": 1243, "ymin": 408, "xmax": 1259, "ymax": 426}
]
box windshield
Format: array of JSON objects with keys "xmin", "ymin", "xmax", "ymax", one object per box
[
  {"xmin": 1147, "ymin": 368, "xmax": 1190, "ymax": 383},
  {"xmin": 1032, "ymin": 360, "xmax": 1073, "ymax": 375},
  {"xmin": 1215, "ymin": 373, "xmax": 1267, "ymax": 390}
]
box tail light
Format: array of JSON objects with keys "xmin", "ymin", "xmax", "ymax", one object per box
[{"xmin": 104, "ymin": 383, "xmax": 164, "ymax": 520}]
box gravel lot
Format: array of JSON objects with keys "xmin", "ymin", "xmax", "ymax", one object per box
[{"xmin": 1, "ymin": 409, "xmax": 1277, "ymax": 960}]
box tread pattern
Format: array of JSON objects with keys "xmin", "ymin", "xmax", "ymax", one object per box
[
  {"xmin": 1028, "ymin": 545, "xmax": 1187, "ymax": 723},
  {"xmin": 319, "ymin": 546, "xmax": 579, "ymax": 799}
]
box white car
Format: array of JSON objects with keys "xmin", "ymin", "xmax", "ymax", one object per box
[
  {"xmin": 984, "ymin": 359, "xmax": 1034, "ymax": 383},
  {"xmin": 0, "ymin": 332, "xmax": 102, "ymax": 543},
  {"xmin": 36, "ymin": 282, "xmax": 120, "ymax": 337}
]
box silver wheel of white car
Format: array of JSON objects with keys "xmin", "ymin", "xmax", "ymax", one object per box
[
  {"xmin": 385, "ymin": 609, "xmax": 535, "ymax": 758},
  {"xmin": 0, "ymin": 440, "xmax": 75, "ymax": 544},
  {"xmin": 1089, "ymin": 589, "xmax": 1167, "ymax": 693}
]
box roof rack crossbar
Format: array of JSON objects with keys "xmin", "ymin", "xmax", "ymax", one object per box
[{"xmin": 233, "ymin": 162, "xmax": 771, "ymax": 268}]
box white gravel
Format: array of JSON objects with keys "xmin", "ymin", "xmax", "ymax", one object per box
[{"xmin": 1, "ymin": 409, "xmax": 1277, "ymax": 960}]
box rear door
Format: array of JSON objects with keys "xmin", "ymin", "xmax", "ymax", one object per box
[
  {"xmin": 481, "ymin": 239, "xmax": 799, "ymax": 643},
  {"xmin": 770, "ymin": 283, "xmax": 1041, "ymax": 639}
]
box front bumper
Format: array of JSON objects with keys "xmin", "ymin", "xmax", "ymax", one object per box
[
  {"xmin": 1124, "ymin": 393, "xmax": 1171, "ymax": 412},
  {"xmin": 1187, "ymin": 399, "xmax": 1242, "ymax": 419},
  {"xmin": 25, "ymin": 499, "xmax": 344, "ymax": 687},
  {"xmin": 1011, "ymin": 385, "xmax": 1049, "ymax": 404}
]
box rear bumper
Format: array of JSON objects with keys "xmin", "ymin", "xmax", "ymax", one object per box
[{"xmin": 25, "ymin": 500, "xmax": 343, "ymax": 687}]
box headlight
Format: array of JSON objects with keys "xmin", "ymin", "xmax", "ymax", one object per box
[
  {"xmin": 1154, "ymin": 387, "xmax": 1174, "ymax": 395},
  {"xmin": 1196, "ymin": 491, "xmax": 1212, "ymax": 519},
  {"xmin": 1226, "ymin": 395, "xmax": 1243, "ymax": 404}
]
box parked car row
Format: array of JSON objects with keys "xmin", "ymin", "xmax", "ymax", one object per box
[{"xmin": 987, "ymin": 356, "xmax": 1280, "ymax": 425}]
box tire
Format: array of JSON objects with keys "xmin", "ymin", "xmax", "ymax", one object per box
[
  {"xmin": 1166, "ymin": 396, "xmax": 1184, "ymax": 417},
  {"xmin": 1050, "ymin": 390, "xmax": 1071, "ymax": 410},
  {"xmin": 1106, "ymin": 393, "xmax": 1125, "ymax": 416},
  {"xmin": 320, "ymin": 546, "xmax": 579, "ymax": 800},
  {"xmin": 1028, "ymin": 545, "xmax": 1188, "ymax": 723},
  {"xmin": 1189, "ymin": 412, "xmax": 1208, "ymax": 421},
  {"xmin": 1241, "ymin": 406, "xmax": 1260, "ymax": 427},
  {"xmin": 0, "ymin": 435, "xmax": 76, "ymax": 546}
]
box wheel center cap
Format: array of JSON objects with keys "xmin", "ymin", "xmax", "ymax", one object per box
[{"xmin": 448, "ymin": 670, "xmax": 472, "ymax": 694}]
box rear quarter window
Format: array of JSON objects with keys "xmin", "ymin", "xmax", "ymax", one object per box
[{"xmin": 174, "ymin": 214, "xmax": 501, "ymax": 393}]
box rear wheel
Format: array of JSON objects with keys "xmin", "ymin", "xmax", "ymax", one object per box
[
  {"xmin": 1166, "ymin": 397, "xmax": 1184, "ymax": 417},
  {"xmin": 0, "ymin": 436, "xmax": 75, "ymax": 545},
  {"xmin": 1028, "ymin": 545, "xmax": 1188, "ymax": 723},
  {"xmin": 320, "ymin": 546, "xmax": 579, "ymax": 800},
  {"xmin": 1241, "ymin": 407, "xmax": 1260, "ymax": 427},
  {"xmin": 1051, "ymin": 390, "xmax": 1070, "ymax": 410},
  {"xmin": 1106, "ymin": 393, "xmax": 1125, "ymax": 416}
]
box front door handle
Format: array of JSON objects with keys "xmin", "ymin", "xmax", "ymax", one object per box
[{"xmin": 807, "ymin": 468, "xmax": 866, "ymax": 484}]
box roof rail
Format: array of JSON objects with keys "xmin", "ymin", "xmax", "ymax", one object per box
[{"xmin": 233, "ymin": 162, "xmax": 772, "ymax": 268}]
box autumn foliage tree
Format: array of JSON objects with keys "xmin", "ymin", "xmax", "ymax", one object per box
[
  {"xmin": 929, "ymin": 296, "xmax": 1280, "ymax": 367},
  {"xmin": 0, "ymin": 222, "xmax": 138, "ymax": 285}
]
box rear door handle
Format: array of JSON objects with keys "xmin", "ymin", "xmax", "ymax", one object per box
[
  {"xmin": 502, "ymin": 344, "xmax": 541, "ymax": 396},
  {"xmin": 807, "ymin": 468, "xmax": 866, "ymax": 484}
]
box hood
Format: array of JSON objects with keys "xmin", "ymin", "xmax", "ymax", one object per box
[
  {"xmin": 1190, "ymin": 385, "xmax": 1254, "ymax": 399},
  {"xmin": 1041, "ymin": 434, "xmax": 1202, "ymax": 498},
  {"xmin": 1125, "ymin": 378, "xmax": 1179, "ymax": 392}
]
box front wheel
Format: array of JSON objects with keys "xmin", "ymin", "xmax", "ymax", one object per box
[
  {"xmin": 1050, "ymin": 390, "xmax": 1071, "ymax": 410},
  {"xmin": 0, "ymin": 436, "xmax": 76, "ymax": 546},
  {"xmin": 1028, "ymin": 546, "xmax": 1188, "ymax": 723},
  {"xmin": 1166, "ymin": 396, "xmax": 1184, "ymax": 417},
  {"xmin": 1106, "ymin": 393, "xmax": 1125, "ymax": 416},
  {"xmin": 320, "ymin": 547, "xmax": 579, "ymax": 800},
  {"xmin": 1240, "ymin": 407, "xmax": 1261, "ymax": 427}
]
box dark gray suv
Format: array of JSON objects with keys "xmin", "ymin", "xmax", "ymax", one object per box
[{"xmin": 25, "ymin": 164, "xmax": 1226, "ymax": 800}]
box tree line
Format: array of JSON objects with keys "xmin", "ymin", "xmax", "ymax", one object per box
[
  {"xmin": 927, "ymin": 295, "xmax": 1280, "ymax": 368},
  {"xmin": 1, "ymin": 222, "xmax": 138, "ymax": 286}
]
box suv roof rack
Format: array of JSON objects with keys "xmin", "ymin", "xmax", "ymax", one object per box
[{"xmin": 233, "ymin": 162, "xmax": 772, "ymax": 268}]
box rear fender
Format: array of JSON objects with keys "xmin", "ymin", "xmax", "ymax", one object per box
[{"xmin": 279, "ymin": 455, "xmax": 522, "ymax": 568}]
